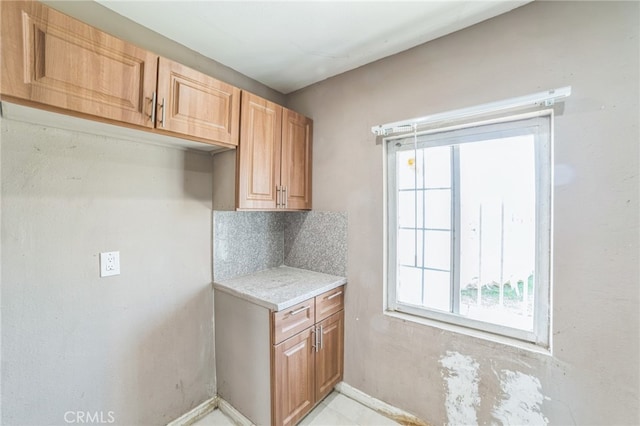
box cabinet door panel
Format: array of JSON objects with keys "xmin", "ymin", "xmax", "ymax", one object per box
[
  {"xmin": 156, "ymin": 58, "xmax": 240, "ymax": 145},
  {"xmin": 281, "ymin": 108, "xmax": 312, "ymax": 210},
  {"xmin": 1, "ymin": 1, "xmax": 157, "ymax": 128},
  {"xmin": 316, "ymin": 311, "xmax": 344, "ymax": 401},
  {"xmin": 273, "ymin": 327, "xmax": 315, "ymax": 426},
  {"xmin": 237, "ymin": 92, "xmax": 282, "ymax": 209}
]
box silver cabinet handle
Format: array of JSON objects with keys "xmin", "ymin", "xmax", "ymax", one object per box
[
  {"xmin": 289, "ymin": 305, "xmax": 310, "ymax": 316},
  {"xmin": 312, "ymin": 327, "xmax": 319, "ymax": 352},
  {"xmin": 159, "ymin": 97, "xmax": 166, "ymax": 128},
  {"xmin": 283, "ymin": 186, "xmax": 288, "ymax": 209},
  {"xmin": 319, "ymin": 325, "xmax": 323, "ymax": 349},
  {"xmin": 327, "ymin": 291, "xmax": 343, "ymax": 300},
  {"xmin": 149, "ymin": 91, "xmax": 157, "ymax": 124},
  {"xmin": 276, "ymin": 186, "xmax": 282, "ymax": 208}
]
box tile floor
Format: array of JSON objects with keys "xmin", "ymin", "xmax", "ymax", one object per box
[{"xmin": 193, "ymin": 392, "xmax": 399, "ymax": 426}]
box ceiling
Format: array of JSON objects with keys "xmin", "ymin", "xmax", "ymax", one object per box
[{"xmin": 97, "ymin": 1, "xmax": 531, "ymax": 94}]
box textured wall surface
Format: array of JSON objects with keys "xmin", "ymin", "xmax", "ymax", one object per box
[
  {"xmin": 287, "ymin": 1, "xmax": 639, "ymax": 424},
  {"xmin": 213, "ymin": 211, "xmax": 285, "ymax": 282},
  {"xmin": 1, "ymin": 119, "xmax": 215, "ymax": 425},
  {"xmin": 284, "ymin": 211, "xmax": 348, "ymax": 277}
]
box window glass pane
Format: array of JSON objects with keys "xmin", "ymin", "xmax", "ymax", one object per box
[
  {"xmin": 397, "ymin": 229, "xmax": 423, "ymax": 267},
  {"xmin": 397, "ymin": 266, "xmax": 422, "ymax": 305},
  {"xmin": 458, "ymin": 135, "xmax": 536, "ymax": 332},
  {"xmin": 425, "ymin": 189, "xmax": 451, "ymax": 229},
  {"xmin": 397, "ymin": 149, "xmax": 424, "ymax": 190},
  {"xmin": 398, "ymin": 190, "xmax": 423, "ymax": 229},
  {"xmin": 424, "ymin": 230, "xmax": 451, "ymax": 271},
  {"xmin": 424, "ymin": 146, "xmax": 451, "ymax": 188},
  {"xmin": 423, "ymin": 270, "xmax": 451, "ymax": 311}
]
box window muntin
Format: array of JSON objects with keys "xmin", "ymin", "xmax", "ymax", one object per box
[{"xmin": 386, "ymin": 113, "xmax": 552, "ymax": 346}]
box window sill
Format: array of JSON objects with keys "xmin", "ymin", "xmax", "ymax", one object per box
[{"xmin": 383, "ymin": 309, "xmax": 552, "ymax": 356}]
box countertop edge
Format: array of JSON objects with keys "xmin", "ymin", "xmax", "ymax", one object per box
[
  {"xmin": 274, "ymin": 278, "xmax": 347, "ymax": 311},
  {"xmin": 213, "ymin": 284, "xmax": 279, "ymax": 310},
  {"xmin": 213, "ymin": 276, "xmax": 347, "ymax": 312}
]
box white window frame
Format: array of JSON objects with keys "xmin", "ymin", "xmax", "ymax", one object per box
[{"xmin": 384, "ymin": 110, "xmax": 553, "ymax": 349}]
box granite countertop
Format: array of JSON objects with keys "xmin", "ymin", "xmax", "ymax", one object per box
[{"xmin": 213, "ymin": 266, "xmax": 347, "ymax": 311}]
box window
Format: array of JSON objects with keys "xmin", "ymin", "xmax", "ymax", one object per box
[{"xmin": 386, "ymin": 112, "xmax": 552, "ymax": 347}]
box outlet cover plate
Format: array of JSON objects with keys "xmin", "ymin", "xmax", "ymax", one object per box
[{"xmin": 100, "ymin": 251, "xmax": 120, "ymax": 277}]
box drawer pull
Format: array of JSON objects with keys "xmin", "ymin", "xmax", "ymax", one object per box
[
  {"xmin": 289, "ymin": 305, "xmax": 310, "ymax": 316},
  {"xmin": 312, "ymin": 327, "xmax": 319, "ymax": 352},
  {"xmin": 327, "ymin": 291, "xmax": 343, "ymax": 300}
]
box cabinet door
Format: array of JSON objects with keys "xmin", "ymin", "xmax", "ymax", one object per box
[
  {"xmin": 156, "ymin": 58, "xmax": 240, "ymax": 146},
  {"xmin": 237, "ymin": 92, "xmax": 282, "ymax": 209},
  {"xmin": 0, "ymin": 1, "xmax": 158, "ymax": 128},
  {"xmin": 315, "ymin": 311, "xmax": 344, "ymax": 401},
  {"xmin": 273, "ymin": 327, "xmax": 315, "ymax": 426},
  {"xmin": 281, "ymin": 108, "xmax": 313, "ymax": 210}
]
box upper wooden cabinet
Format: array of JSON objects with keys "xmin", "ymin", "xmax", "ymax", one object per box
[
  {"xmin": 156, "ymin": 58, "xmax": 240, "ymax": 146},
  {"xmin": 281, "ymin": 109, "xmax": 313, "ymax": 210},
  {"xmin": 237, "ymin": 92, "xmax": 283, "ymax": 209},
  {"xmin": 237, "ymin": 91, "xmax": 312, "ymax": 210},
  {"xmin": 0, "ymin": 0, "xmax": 158, "ymax": 128},
  {"xmin": 0, "ymin": 0, "xmax": 240, "ymax": 148}
]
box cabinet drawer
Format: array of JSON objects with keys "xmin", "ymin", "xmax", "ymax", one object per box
[
  {"xmin": 272, "ymin": 300, "xmax": 315, "ymax": 345},
  {"xmin": 315, "ymin": 286, "xmax": 345, "ymax": 322}
]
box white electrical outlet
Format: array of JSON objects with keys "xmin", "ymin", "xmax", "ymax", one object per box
[{"xmin": 100, "ymin": 251, "xmax": 120, "ymax": 277}]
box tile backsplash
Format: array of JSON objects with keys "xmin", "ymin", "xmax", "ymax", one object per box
[
  {"xmin": 213, "ymin": 211, "xmax": 284, "ymax": 281},
  {"xmin": 284, "ymin": 211, "xmax": 347, "ymax": 277},
  {"xmin": 213, "ymin": 211, "xmax": 347, "ymax": 281}
]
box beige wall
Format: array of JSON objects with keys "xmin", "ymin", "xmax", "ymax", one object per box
[
  {"xmin": 288, "ymin": 1, "xmax": 639, "ymax": 424},
  {"xmin": 1, "ymin": 118, "xmax": 214, "ymax": 424}
]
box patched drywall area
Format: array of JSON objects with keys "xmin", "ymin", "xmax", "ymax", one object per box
[
  {"xmin": 287, "ymin": 1, "xmax": 639, "ymax": 424},
  {"xmin": 493, "ymin": 370, "xmax": 547, "ymax": 425},
  {"xmin": 1, "ymin": 118, "xmax": 215, "ymax": 425},
  {"xmin": 439, "ymin": 352, "xmax": 549, "ymax": 425},
  {"xmin": 440, "ymin": 352, "xmax": 480, "ymax": 425}
]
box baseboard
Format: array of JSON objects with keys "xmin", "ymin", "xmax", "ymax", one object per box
[
  {"xmin": 166, "ymin": 396, "xmax": 219, "ymax": 426},
  {"xmin": 217, "ymin": 397, "xmax": 254, "ymax": 426},
  {"xmin": 167, "ymin": 384, "xmax": 426, "ymax": 426},
  {"xmin": 335, "ymin": 382, "xmax": 429, "ymax": 426}
]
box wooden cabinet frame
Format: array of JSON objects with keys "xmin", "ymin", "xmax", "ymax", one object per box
[
  {"xmin": 0, "ymin": 0, "xmax": 240, "ymax": 148},
  {"xmin": 214, "ymin": 285, "xmax": 345, "ymax": 426},
  {"xmin": 0, "ymin": 0, "xmax": 158, "ymax": 128},
  {"xmin": 237, "ymin": 91, "xmax": 312, "ymax": 211},
  {"xmin": 271, "ymin": 286, "xmax": 345, "ymax": 426}
]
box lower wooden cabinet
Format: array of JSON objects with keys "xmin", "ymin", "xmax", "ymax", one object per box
[
  {"xmin": 214, "ymin": 285, "xmax": 344, "ymax": 426},
  {"xmin": 272, "ymin": 289, "xmax": 345, "ymax": 426}
]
